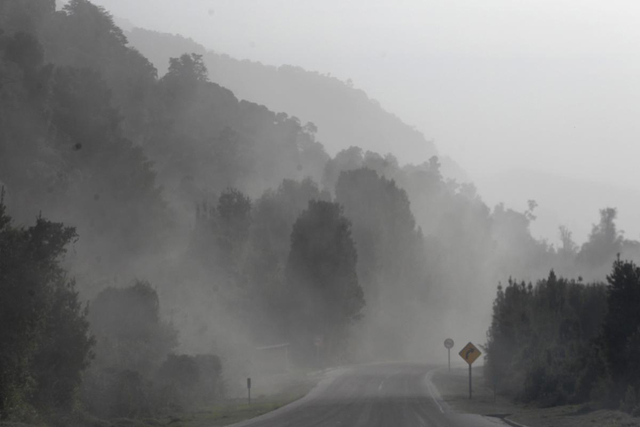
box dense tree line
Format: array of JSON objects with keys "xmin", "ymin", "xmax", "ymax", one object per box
[
  {"xmin": 486, "ymin": 256, "xmax": 640, "ymax": 414},
  {"xmin": 190, "ymin": 182, "xmax": 363, "ymax": 365}
]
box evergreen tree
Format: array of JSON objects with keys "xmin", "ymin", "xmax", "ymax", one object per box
[{"xmin": 286, "ymin": 200, "xmax": 364, "ymax": 363}]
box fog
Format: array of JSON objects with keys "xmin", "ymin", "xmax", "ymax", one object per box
[
  {"xmin": 86, "ymin": 0, "xmax": 640, "ymax": 244},
  {"xmin": 3, "ymin": 1, "xmax": 640, "ymax": 423}
]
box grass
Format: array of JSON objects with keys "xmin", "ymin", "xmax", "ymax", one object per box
[
  {"xmin": 111, "ymin": 373, "xmax": 317, "ymax": 427},
  {"xmin": 0, "ymin": 373, "xmax": 317, "ymax": 427},
  {"xmin": 155, "ymin": 401, "xmax": 290, "ymax": 427},
  {"xmin": 432, "ymin": 364, "xmax": 519, "ymax": 416},
  {"xmin": 57, "ymin": 395, "xmax": 306, "ymax": 427},
  {"xmin": 432, "ymin": 366, "xmax": 640, "ymax": 427}
]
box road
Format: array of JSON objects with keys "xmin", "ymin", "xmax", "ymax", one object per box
[{"xmin": 232, "ymin": 363, "xmax": 508, "ymax": 427}]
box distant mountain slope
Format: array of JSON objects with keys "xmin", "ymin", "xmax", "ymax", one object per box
[
  {"xmin": 475, "ymin": 169, "xmax": 640, "ymax": 245},
  {"xmin": 126, "ymin": 28, "xmax": 439, "ymax": 165}
]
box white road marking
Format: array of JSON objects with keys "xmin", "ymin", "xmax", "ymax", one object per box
[{"xmin": 426, "ymin": 369, "xmax": 446, "ymax": 414}]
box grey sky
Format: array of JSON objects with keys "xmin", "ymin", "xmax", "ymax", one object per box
[{"xmin": 81, "ymin": 0, "xmax": 640, "ymax": 242}]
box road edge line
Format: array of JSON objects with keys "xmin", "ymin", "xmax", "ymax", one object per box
[
  {"xmin": 225, "ymin": 367, "xmax": 351, "ymax": 427},
  {"xmin": 426, "ymin": 367, "xmax": 530, "ymax": 427},
  {"xmin": 425, "ymin": 367, "xmax": 451, "ymax": 414},
  {"xmin": 501, "ymin": 416, "xmax": 529, "ymax": 427}
]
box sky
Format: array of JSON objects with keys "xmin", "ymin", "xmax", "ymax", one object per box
[{"xmin": 78, "ymin": 0, "xmax": 640, "ymax": 243}]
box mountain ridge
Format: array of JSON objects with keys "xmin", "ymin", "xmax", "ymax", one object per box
[{"xmin": 125, "ymin": 27, "xmax": 454, "ymax": 171}]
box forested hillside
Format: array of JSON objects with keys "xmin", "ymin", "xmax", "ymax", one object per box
[
  {"xmin": 1, "ymin": 0, "xmax": 640, "ymax": 424},
  {"xmin": 125, "ymin": 28, "xmax": 449, "ymax": 171}
]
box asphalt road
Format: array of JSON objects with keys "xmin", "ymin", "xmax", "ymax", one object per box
[{"xmin": 232, "ymin": 363, "xmax": 508, "ymax": 427}]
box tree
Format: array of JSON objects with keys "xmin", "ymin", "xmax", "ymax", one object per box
[
  {"xmin": 578, "ymin": 208, "xmax": 623, "ymax": 269},
  {"xmin": 285, "ymin": 200, "xmax": 364, "ymax": 363},
  {"xmin": 244, "ymin": 179, "xmax": 329, "ymax": 340},
  {"xmin": 334, "ymin": 167, "xmax": 427, "ymax": 359},
  {"xmin": 193, "ymin": 188, "xmax": 252, "ymax": 285},
  {"xmin": 322, "ymin": 146, "xmax": 364, "ymax": 191},
  {"xmin": 559, "ymin": 226, "xmax": 578, "ymax": 257},
  {"xmin": 88, "ymin": 281, "xmax": 177, "ymax": 375},
  {"xmin": 600, "ymin": 258, "xmax": 640, "ymax": 399},
  {"xmin": 0, "ymin": 195, "xmax": 94, "ymax": 419},
  {"xmin": 167, "ymin": 54, "xmax": 209, "ymax": 83},
  {"xmin": 83, "ymin": 281, "xmax": 180, "ymax": 419},
  {"xmin": 159, "ymin": 53, "xmax": 210, "ymax": 112},
  {"xmin": 249, "ymin": 179, "xmax": 329, "ymax": 284},
  {"xmin": 0, "ymin": 0, "xmax": 55, "ymax": 36}
]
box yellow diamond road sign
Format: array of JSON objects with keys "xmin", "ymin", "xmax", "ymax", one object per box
[{"xmin": 459, "ymin": 342, "xmax": 481, "ymax": 365}]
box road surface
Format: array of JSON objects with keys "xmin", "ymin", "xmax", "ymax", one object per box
[{"xmin": 232, "ymin": 363, "xmax": 508, "ymax": 427}]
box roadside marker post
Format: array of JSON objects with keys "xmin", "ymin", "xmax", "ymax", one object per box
[
  {"xmin": 247, "ymin": 377, "xmax": 251, "ymax": 405},
  {"xmin": 458, "ymin": 342, "xmax": 481, "ymax": 400},
  {"xmin": 314, "ymin": 335, "xmax": 323, "ymax": 369},
  {"xmin": 444, "ymin": 338, "xmax": 454, "ymax": 372}
]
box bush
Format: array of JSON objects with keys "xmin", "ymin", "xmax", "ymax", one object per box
[
  {"xmin": 81, "ymin": 369, "xmax": 154, "ymax": 419},
  {"xmin": 88, "ymin": 281, "xmax": 178, "ymax": 376},
  {"xmin": 156, "ymin": 354, "xmax": 223, "ymax": 411}
]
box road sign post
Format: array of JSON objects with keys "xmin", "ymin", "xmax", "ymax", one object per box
[
  {"xmin": 444, "ymin": 338, "xmax": 454, "ymax": 372},
  {"xmin": 247, "ymin": 377, "xmax": 251, "ymax": 405},
  {"xmin": 458, "ymin": 342, "xmax": 481, "ymax": 400},
  {"xmin": 469, "ymin": 364, "xmax": 472, "ymax": 399}
]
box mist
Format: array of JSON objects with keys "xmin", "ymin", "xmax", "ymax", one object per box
[
  {"xmin": 3, "ymin": 1, "xmax": 640, "ymax": 425},
  {"xmin": 85, "ymin": 0, "xmax": 640, "ymax": 244}
]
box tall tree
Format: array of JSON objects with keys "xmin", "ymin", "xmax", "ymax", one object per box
[
  {"xmin": 335, "ymin": 167, "xmax": 427, "ymax": 358},
  {"xmin": 0, "ymin": 196, "xmax": 93, "ymax": 418},
  {"xmin": 245, "ymin": 179, "xmax": 329, "ymax": 341},
  {"xmin": 578, "ymin": 208, "xmax": 623, "ymax": 269},
  {"xmin": 285, "ymin": 200, "xmax": 364, "ymax": 363}
]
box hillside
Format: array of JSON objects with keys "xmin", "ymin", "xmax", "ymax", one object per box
[
  {"xmin": 4, "ymin": 1, "xmax": 640, "ymax": 424},
  {"xmin": 126, "ymin": 28, "xmax": 440, "ymax": 166}
]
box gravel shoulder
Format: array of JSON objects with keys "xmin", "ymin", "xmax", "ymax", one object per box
[{"xmin": 431, "ymin": 365, "xmax": 640, "ymax": 427}]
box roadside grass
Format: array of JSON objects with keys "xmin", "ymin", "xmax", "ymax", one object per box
[
  {"xmin": 151, "ymin": 400, "xmax": 292, "ymax": 427},
  {"xmin": 165, "ymin": 379, "xmax": 316, "ymax": 427},
  {"xmin": 0, "ymin": 373, "xmax": 317, "ymax": 427},
  {"xmin": 432, "ymin": 364, "xmax": 518, "ymax": 416},
  {"xmin": 432, "ymin": 366, "xmax": 640, "ymax": 427}
]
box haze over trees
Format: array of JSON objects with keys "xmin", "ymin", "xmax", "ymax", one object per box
[
  {"xmin": 286, "ymin": 200, "xmax": 364, "ymax": 364},
  {"xmin": 1, "ymin": 0, "xmax": 640, "ymax": 424},
  {"xmin": 124, "ymin": 27, "xmax": 470, "ymax": 181}
]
